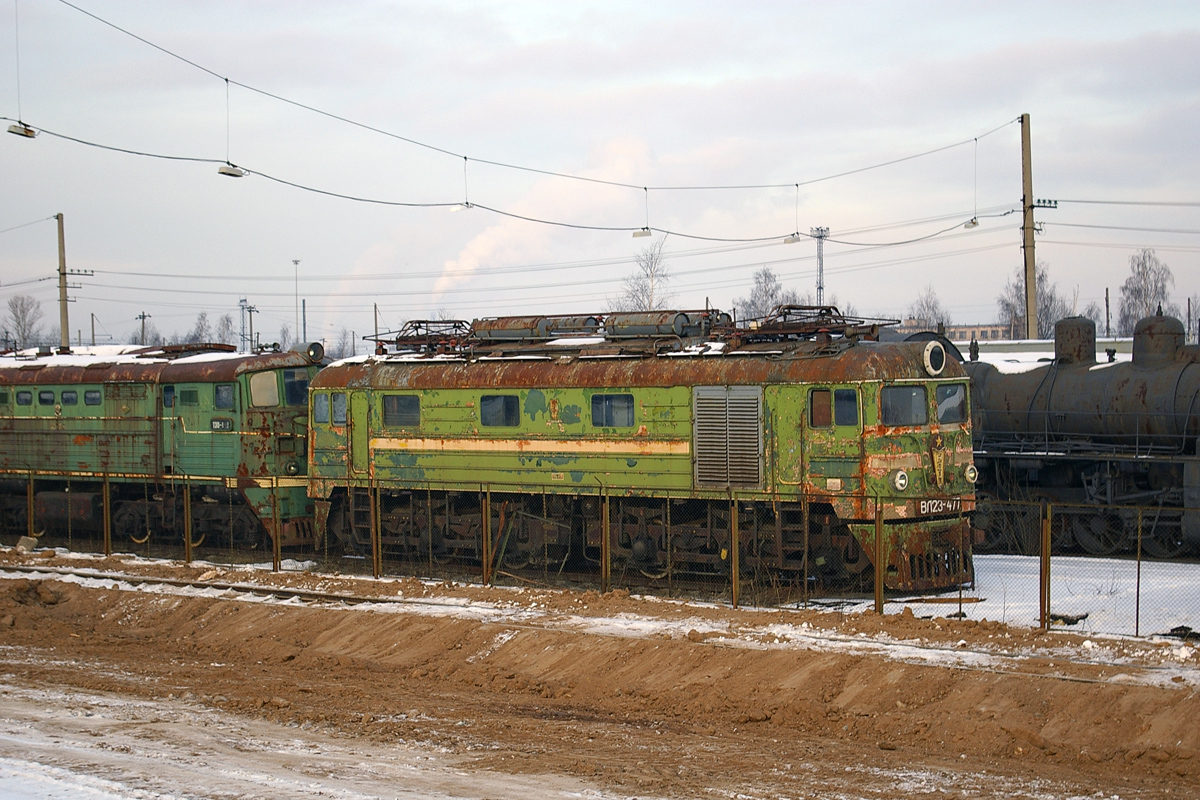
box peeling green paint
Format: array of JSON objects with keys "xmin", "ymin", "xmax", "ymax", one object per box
[
  {"xmin": 524, "ymin": 389, "xmax": 547, "ymax": 421},
  {"xmin": 560, "ymin": 404, "xmax": 581, "ymax": 424}
]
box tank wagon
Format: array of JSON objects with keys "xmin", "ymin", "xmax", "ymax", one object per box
[
  {"xmin": 309, "ymin": 307, "xmax": 979, "ymax": 592},
  {"xmin": 0, "ymin": 342, "xmax": 324, "ymax": 549},
  {"xmin": 965, "ymin": 313, "xmax": 1200, "ymax": 558}
]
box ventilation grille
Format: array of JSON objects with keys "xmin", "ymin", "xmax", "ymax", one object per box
[{"xmin": 694, "ymin": 386, "xmax": 762, "ymax": 488}]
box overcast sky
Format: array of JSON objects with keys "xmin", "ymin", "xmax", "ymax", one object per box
[{"xmin": 2, "ymin": 0, "xmax": 1198, "ymax": 348}]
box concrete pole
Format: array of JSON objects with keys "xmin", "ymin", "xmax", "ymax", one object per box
[
  {"xmin": 56, "ymin": 213, "xmax": 69, "ymax": 353},
  {"xmin": 1020, "ymin": 113, "xmax": 1037, "ymax": 340}
]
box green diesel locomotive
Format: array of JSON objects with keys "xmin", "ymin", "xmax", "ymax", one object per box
[
  {"xmin": 308, "ymin": 307, "xmax": 978, "ymax": 591},
  {"xmin": 0, "ymin": 342, "xmax": 324, "ymax": 550}
]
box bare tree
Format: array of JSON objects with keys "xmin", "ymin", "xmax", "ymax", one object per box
[
  {"xmin": 1118, "ymin": 249, "xmax": 1179, "ymax": 335},
  {"xmin": 180, "ymin": 312, "xmax": 212, "ymax": 343},
  {"xmin": 5, "ymin": 295, "xmax": 43, "ymax": 349},
  {"xmin": 328, "ymin": 327, "xmax": 354, "ymax": 360},
  {"xmin": 996, "ymin": 261, "xmax": 1073, "ymax": 338},
  {"xmin": 1081, "ymin": 301, "xmax": 1105, "ymax": 331},
  {"xmin": 732, "ymin": 267, "xmax": 800, "ymax": 322},
  {"xmin": 608, "ymin": 238, "xmax": 674, "ymax": 312},
  {"xmin": 907, "ymin": 284, "xmax": 952, "ymax": 327},
  {"xmin": 128, "ymin": 321, "xmax": 164, "ymax": 346},
  {"xmin": 214, "ymin": 314, "xmax": 236, "ymax": 345},
  {"xmin": 278, "ymin": 324, "xmax": 293, "ymax": 350}
]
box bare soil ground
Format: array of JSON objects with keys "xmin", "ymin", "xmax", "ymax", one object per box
[{"xmin": 1, "ymin": 548, "xmax": 1197, "ymax": 799}]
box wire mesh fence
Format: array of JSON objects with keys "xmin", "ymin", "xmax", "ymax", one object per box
[{"xmin": 6, "ymin": 477, "xmax": 1197, "ymax": 641}]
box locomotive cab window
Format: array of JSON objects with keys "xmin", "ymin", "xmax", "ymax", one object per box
[
  {"xmin": 215, "ymin": 384, "xmax": 235, "ymax": 410},
  {"xmin": 313, "ymin": 393, "xmax": 329, "ymax": 424},
  {"xmin": 936, "ymin": 383, "xmax": 967, "ymax": 424},
  {"xmin": 84, "ymin": 389, "xmax": 102, "ymax": 406},
  {"xmin": 383, "ymin": 395, "xmax": 420, "ymax": 427},
  {"xmin": 834, "ymin": 389, "xmax": 859, "ymax": 427},
  {"xmin": 250, "ymin": 372, "xmax": 280, "ymax": 407},
  {"xmin": 16, "ymin": 391, "xmax": 31, "ymax": 406},
  {"xmin": 809, "ymin": 389, "xmax": 831, "ymax": 427},
  {"xmin": 592, "ymin": 394, "xmax": 634, "ymax": 427},
  {"xmin": 881, "ymin": 385, "xmax": 928, "ymax": 426},
  {"xmin": 283, "ymin": 369, "xmax": 309, "ymax": 406},
  {"xmin": 481, "ymin": 395, "xmax": 519, "ymax": 427},
  {"xmin": 163, "ymin": 385, "xmax": 175, "ymax": 408},
  {"xmin": 61, "ymin": 390, "xmax": 78, "ymax": 406},
  {"xmin": 331, "ymin": 392, "xmax": 347, "ymax": 426},
  {"xmin": 38, "ymin": 390, "xmax": 55, "ymax": 406}
]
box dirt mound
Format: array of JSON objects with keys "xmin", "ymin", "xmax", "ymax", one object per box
[{"xmin": 0, "ymin": 553, "xmax": 1197, "ymax": 798}]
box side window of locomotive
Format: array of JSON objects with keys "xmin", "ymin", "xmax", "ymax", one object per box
[
  {"xmin": 383, "ymin": 395, "xmax": 420, "ymax": 427},
  {"xmin": 834, "ymin": 388, "xmax": 858, "ymax": 427},
  {"xmin": 936, "ymin": 383, "xmax": 967, "ymax": 424},
  {"xmin": 480, "ymin": 395, "xmax": 519, "ymax": 427},
  {"xmin": 881, "ymin": 385, "xmax": 928, "ymax": 426},
  {"xmin": 283, "ymin": 369, "xmax": 309, "ymax": 406},
  {"xmin": 215, "ymin": 383, "xmax": 235, "ymax": 411},
  {"xmin": 313, "ymin": 392, "xmax": 329, "ymax": 424},
  {"xmin": 61, "ymin": 390, "xmax": 78, "ymax": 406},
  {"xmin": 16, "ymin": 391, "xmax": 32, "ymax": 406},
  {"xmin": 0, "ymin": 391, "xmax": 8, "ymax": 405},
  {"xmin": 38, "ymin": 390, "xmax": 55, "ymax": 406},
  {"xmin": 163, "ymin": 385, "xmax": 175, "ymax": 408},
  {"xmin": 84, "ymin": 389, "xmax": 102, "ymax": 406},
  {"xmin": 809, "ymin": 389, "xmax": 832, "ymax": 427},
  {"xmin": 331, "ymin": 393, "xmax": 347, "ymax": 426},
  {"xmin": 250, "ymin": 372, "xmax": 280, "ymax": 407},
  {"xmin": 592, "ymin": 394, "xmax": 634, "ymax": 427}
]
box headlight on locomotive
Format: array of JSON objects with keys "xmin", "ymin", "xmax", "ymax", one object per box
[
  {"xmin": 964, "ymin": 464, "xmax": 978, "ymax": 484},
  {"xmin": 285, "ymin": 460, "xmax": 302, "ymax": 476},
  {"xmin": 890, "ymin": 469, "xmax": 909, "ymax": 491}
]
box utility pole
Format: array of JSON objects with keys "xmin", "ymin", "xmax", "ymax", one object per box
[
  {"xmin": 56, "ymin": 213, "xmax": 69, "ymax": 353},
  {"xmin": 293, "ymin": 259, "xmax": 300, "ymax": 342},
  {"xmin": 811, "ymin": 227, "xmax": 829, "ymax": 306},
  {"xmin": 1105, "ymin": 288, "xmax": 1111, "ymax": 338},
  {"xmin": 374, "ymin": 304, "xmax": 379, "ymax": 340},
  {"xmin": 302, "ymin": 299, "xmax": 307, "ymax": 343},
  {"xmin": 91, "ymin": 313, "xmax": 97, "ymax": 346},
  {"xmin": 137, "ymin": 312, "xmax": 151, "ymax": 345},
  {"xmin": 1020, "ymin": 113, "xmax": 1037, "ymax": 339},
  {"xmin": 247, "ymin": 304, "xmax": 258, "ymax": 352}
]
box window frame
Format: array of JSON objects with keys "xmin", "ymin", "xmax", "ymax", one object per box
[
  {"xmin": 61, "ymin": 390, "xmax": 78, "ymax": 406},
  {"xmin": 214, "ymin": 383, "xmax": 235, "ymax": 411},
  {"xmin": 809, "ymin": 388, "xmax": 832, "ymax": 428},
  {"xmin": 382, "ymin": 394, "xmax": 420, "ymax": 428},
  {"xmin": 480, "ymin": 394, "xmax": 520, "ymax": 427},
  {"xmin": 591, "ymin": 393, "xmax": 635, "ymax": 428},
  {"xmin": 84, "ymin": 389, "xmax": 102, "ymax": 406},
  {"xmin": 833, "ymin": 388, "xmax": 859, "ymax": 428},
  {"xmin": 313, "ymin": 392, "xmax": 329, "ymax": 424},
  {"xmin": 880, "ymin": 384, "xmax": 929, "ymax": 427},
  {"xmin": 935, "ymin": 382, "xmax": 968, "ymax": 424}
]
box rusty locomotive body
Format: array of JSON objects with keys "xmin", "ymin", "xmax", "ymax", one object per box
[
  {"xmin": 0, "ymin": 343, "xmax": 323, "ymax": 549},
  {"xmin": 966, "ymin": 313, "xmax": 1200, "ymax": 557},
  {"xmin": 308, "ymin": 307, "xmax": 979, "ymax": 592}
]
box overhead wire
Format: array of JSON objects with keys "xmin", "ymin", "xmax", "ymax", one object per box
[{"xmin": 52, "ymin": 0, "xmax": 1016, "ymax": 194}]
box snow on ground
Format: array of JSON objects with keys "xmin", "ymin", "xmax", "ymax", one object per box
[{"xmin": 6, "ymin": 553, "xmax": 1199, "ymax": 688}]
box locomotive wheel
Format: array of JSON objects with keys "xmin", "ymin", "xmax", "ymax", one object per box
[
  {"xmin": 113, "ymin": 504, "xmax": 148, "ymax": 544},
  {"xmin": 1140, "ymin": 520, "xmax": 1187, "ymax": 560},
  {"xmin": 230, "ymin": 508, "xmax": 264, "ymax": 550},
  {"xmin": 1072, "ymin": 514, "xmax": 1124, "ymax": 556}
]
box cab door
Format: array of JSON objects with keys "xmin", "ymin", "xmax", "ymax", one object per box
[
  {"xmin": 805, "ymin": 385, "xmax": 864, "ymax": 494},
  {"xmin": 349, "ymin": 391, "xmax": 371, "ymax": 477}
]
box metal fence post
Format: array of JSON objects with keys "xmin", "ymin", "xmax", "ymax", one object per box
[
  {"xmin": 272, "ymin": 480, "xmax": 283, "ymax": 572},
  {"xmin": 482, "ymin": 488, "xmax": 492, "ymax": 585},
  {"xmin": 802, "ymin": 493, "xmax": 810, "ymax": 608},
  {"xmin": 102, "ymin": 474, "xmax": 112, "ymax": 557},
  {"xmin": 1135, "ymin": 506, "xmax": 1143, "ymax": 637},
  {"xmin": 731, "ymin": 496, "xmax": 740, "ymax": 609},
  {"xmin": 1039, "ymin": 502, "xmax": 1052, "ymax": 630},
  {"xmin": 370, "ymin": 482, "xmax": 380, "ymax": 579},
  {"xmin": 601, "ymin": 491, "xmax": 610, "ymax": 593},
  {"xmin": 183, "ymin": 481, "xmax": 193, "ymax": 564},
  {"xmin": 26, "ymin": 473, "xmax": 34, "ymax": 540},
  {"xmin": 874, "ymin": 497, "xmax": 884, "ymax": 615}
]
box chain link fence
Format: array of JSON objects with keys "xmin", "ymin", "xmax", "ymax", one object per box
[{"xmin": 7, "ymin": 477, "xmax": 1197, "ymax": 641}]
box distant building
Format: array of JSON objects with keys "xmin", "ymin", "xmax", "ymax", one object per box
[{"xmin": 895, "ymin": 318, "xmax": 1010, "ymax": 342}]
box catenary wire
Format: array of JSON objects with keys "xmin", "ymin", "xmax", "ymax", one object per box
[{"xmin": 52, "ymin": 1, "xmax": 1016, "ymax": 194}]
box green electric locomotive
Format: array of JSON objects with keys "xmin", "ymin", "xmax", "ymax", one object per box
[
  {"xmin": 0, "ymin": 342, "xmax": 324, "ymax": 550},
  {"xmin": 308, "ymin": 307, "xmax": 978, "ymax": 592}
]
